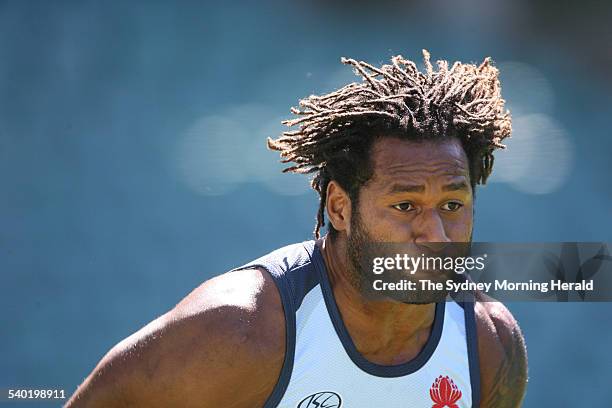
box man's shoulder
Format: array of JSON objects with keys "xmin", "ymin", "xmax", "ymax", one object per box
[
  {"xmin": 159, "ymin": 267, "xmax": 287, "ymax": 404},
  {"xmin": 473, "ymin": 299, "xmax": 528, "ymax": 408},
  {"xmin": 167, "ymin": 237, "xmax": 313, "ymax": 347},
  {"xmin": 67, "ymin": 267, "xmax": 286, "ymax": 407},
  {"xmin": 172, "ymin": 266, "xmax": 286, "ymax": 354}
]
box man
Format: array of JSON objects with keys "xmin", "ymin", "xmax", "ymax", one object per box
[{"xmin": 66, "ymin": 51, "xmax": 528, "ymax": 407}]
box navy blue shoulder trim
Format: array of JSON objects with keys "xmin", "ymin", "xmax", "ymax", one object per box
[
  {"xmin": 461, "ymin": 299, "xmax": 481, "ymax": 408},
  {"xmin": 229, "ymin": 240, "xmax": 320, "ymax": 408}
]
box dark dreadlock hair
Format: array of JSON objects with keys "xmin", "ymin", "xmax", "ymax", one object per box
[{"xmin": 267, "ymin": 50, "xmax": 511, "ymax": 239}]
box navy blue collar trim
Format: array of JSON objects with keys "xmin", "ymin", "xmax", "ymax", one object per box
[{"xmin": 308, "ymin": 242, "xmax": 446, "ymax": 378}]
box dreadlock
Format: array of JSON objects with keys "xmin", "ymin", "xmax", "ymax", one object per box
[{"xmin": 267, "ymin": 50, "xmax": 511, "ymax": 239}]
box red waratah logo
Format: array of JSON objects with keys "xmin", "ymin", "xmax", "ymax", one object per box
[{"xmin": 429, "ymin": 375, "xmax": 462, "ymax": 408}]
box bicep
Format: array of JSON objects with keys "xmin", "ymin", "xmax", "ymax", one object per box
[
  {"xmin": 477, "ymin": 302, "xmax": 528, "ymax": 408},
  {"xmin": 65, "ymin": 315, "xmax": 170, "ymax": 407}
]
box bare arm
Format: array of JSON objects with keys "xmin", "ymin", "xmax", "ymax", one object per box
[
  {"xmin": 476, "ymin": 301, "xmax": 528, "ymax": 408},
  {"xmin": 65, "ymin": 268, "xmax": 286, "ymax": 408}
]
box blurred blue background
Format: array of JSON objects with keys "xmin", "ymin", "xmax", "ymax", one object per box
[{"xmin": 1, "ymin": 0, "xmax": 611, "ymax": 406}]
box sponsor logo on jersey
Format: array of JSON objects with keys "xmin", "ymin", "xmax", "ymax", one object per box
[{"xmin": 297, "ymin": 391, "xmax": 342, "ymax": 408}]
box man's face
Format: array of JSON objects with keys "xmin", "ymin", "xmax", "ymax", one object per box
[
  {"xmin": 345, "ymin": 137, "xmax": 474, "ymax": 300},
  {"xmin": 351, "ymin": 136, "xmax": 473, "ymax": 244}
]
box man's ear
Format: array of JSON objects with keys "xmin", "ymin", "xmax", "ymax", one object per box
[{"xmin": 326, "ymin": 180, "xmax": 352, "ymax": 235}]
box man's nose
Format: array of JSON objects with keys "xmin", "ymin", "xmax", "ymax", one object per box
[{"xmin": 413, "ymin": 208, "xmax": 450, "ymax": 251}]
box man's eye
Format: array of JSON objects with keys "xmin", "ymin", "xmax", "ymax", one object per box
[
  {"xmin": 392, "ymin": 202, "xmax": 415, "ymax": 212},
  {"xmin": 441, "ymin": 201, "xmax": 464, "ymax": 212}
]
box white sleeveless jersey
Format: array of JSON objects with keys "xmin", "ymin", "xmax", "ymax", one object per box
[{"xmin": 231, "ymin": 240, "xmax": 480, "ymax": 408}]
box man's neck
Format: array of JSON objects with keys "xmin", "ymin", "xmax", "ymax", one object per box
[{"xmin": 319, "ymin": 234, "xmax": 437, "ymax": 365}]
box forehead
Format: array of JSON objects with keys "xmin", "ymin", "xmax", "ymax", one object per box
[{"xmin": 369, "ymin": 137, "xmax": 469, "ymax": 183}]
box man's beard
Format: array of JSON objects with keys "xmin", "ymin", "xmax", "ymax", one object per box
[
  {"xmin": 346, "ymin": 207, "xmax": 375, "ymax": 295},
  {"xmin": 345, "ymin": 208, "xmax": 471, "ymax": 304}
]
